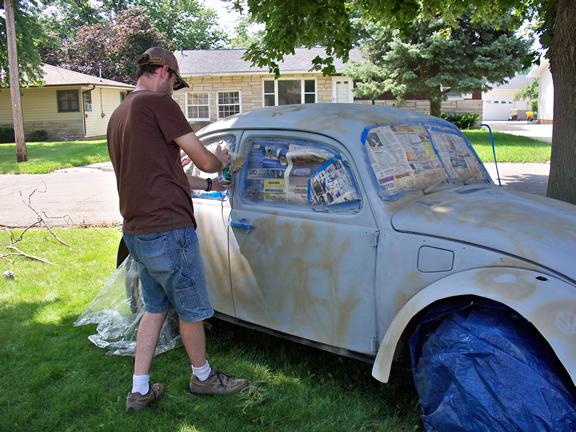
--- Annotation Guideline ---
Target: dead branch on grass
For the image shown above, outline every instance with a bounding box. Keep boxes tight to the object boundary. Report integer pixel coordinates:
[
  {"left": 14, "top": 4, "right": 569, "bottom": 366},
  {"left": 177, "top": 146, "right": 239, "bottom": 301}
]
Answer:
[{"left": 1, "top": 186, "right": 71, "bottom": 265}]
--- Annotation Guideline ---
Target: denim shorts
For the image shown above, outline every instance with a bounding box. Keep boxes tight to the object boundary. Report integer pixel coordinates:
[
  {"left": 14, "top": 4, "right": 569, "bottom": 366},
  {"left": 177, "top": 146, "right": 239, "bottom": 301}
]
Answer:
[{"left": 123, "top": 227, "right": 214, "bottom": 322}]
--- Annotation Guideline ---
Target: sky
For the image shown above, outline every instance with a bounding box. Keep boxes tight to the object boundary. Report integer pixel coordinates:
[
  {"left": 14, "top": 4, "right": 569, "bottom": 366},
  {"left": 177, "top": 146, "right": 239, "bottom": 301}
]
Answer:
[{"left": 205, "top": 0, "right": 242, "bottom": 33}]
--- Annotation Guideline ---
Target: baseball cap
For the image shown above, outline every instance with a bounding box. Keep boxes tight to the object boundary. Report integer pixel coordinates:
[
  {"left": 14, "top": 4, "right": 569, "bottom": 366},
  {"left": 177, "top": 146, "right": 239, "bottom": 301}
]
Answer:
[{"left": 137, "top": 47, "right": 189, "bottom": 91}]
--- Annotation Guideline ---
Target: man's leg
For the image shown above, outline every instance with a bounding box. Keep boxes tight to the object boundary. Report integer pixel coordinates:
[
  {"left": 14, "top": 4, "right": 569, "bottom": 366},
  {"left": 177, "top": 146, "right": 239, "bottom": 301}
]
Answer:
[
  {"left": 134, "top": 311, "right": 168, "bottom": 375},
  {"left": 179, "top": 319, "right": 207, "bottom": 368},
  {"left": 126, "top": 311, "right": 168, "bottom": 413}
]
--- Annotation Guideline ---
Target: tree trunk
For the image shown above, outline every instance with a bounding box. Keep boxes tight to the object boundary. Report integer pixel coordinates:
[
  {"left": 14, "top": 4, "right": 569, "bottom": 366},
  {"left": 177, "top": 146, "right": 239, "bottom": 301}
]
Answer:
[
  {"left": 4, "top": 0, "right": 26, "bottom": 162},
  {"left": 547, "top": 0, "right": 576, "bottom": 204},
  {"left": 429, "top": 99, "right": 442, "bottom": 118}
]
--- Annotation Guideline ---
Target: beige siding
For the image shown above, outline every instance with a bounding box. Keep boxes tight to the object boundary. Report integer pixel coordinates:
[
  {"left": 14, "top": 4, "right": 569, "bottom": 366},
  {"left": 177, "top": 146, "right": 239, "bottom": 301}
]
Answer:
[
  {"left": 85, "top": 87, "right": 127, "bottom": 138},
  {"left": 0, "top": 86, "right": 85, "bottom": 140},
  {"left": 0, "top": 85, "right": 130, "bottom": 140}
]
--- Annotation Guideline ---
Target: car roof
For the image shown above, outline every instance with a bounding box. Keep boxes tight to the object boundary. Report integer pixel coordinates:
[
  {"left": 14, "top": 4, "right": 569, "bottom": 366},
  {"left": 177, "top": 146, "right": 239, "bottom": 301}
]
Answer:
[{"left": 197, "top": 103, "right": 456, "bottom": 146}]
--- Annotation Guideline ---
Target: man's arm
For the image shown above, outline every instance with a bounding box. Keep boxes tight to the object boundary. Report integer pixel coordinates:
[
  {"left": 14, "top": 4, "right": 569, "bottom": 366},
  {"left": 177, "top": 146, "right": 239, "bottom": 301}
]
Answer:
[
  {"left": 188, "top": 176, "right": 232, "bottom": 192},
  {"left": 175, "top": 131, "right": 230, "bottom": 173}
]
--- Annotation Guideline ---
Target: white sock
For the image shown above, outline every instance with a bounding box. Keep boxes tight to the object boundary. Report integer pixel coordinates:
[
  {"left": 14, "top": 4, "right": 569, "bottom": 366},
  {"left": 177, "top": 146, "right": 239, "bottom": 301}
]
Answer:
[
  {"left": 192, "top": 361, "right": 211, "bottom": 382},
  {"left": 132, "top": 374, "right": 150, "bottom": 395}
]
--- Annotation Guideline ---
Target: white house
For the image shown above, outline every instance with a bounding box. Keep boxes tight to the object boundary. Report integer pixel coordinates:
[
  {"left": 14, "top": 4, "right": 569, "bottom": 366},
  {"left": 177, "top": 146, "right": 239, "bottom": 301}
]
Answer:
[
  {"left": 482, "top": 75, "right": 535, "bottom": 121},
  {"left": 528, "top": 58, "right": 553, "bottom": 123}
]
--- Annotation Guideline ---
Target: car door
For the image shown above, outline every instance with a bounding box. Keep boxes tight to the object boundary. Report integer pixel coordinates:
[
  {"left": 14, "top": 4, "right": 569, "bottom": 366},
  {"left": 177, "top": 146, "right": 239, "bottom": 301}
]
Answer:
[{"left": 228, "top": 130, "right": 380, "bottom": 355}]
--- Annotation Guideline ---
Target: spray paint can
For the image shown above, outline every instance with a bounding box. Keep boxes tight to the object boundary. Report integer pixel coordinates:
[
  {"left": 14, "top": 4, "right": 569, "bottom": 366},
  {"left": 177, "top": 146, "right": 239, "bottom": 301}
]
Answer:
[{"left": 218, "top": 164, "right": 232, "bottom": 186}]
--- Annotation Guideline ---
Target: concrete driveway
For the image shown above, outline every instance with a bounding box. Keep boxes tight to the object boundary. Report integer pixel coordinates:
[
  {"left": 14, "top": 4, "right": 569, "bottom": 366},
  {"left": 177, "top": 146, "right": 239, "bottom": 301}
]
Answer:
[{"left": 480, "top": 121, "right": 553, "bottom": 143}]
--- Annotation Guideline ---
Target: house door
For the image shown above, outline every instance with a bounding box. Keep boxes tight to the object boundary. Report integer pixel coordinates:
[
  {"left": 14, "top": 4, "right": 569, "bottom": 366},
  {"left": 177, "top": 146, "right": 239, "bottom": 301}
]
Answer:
[{"left": 332, "top": 77, "right": 352, "bottom": 103}]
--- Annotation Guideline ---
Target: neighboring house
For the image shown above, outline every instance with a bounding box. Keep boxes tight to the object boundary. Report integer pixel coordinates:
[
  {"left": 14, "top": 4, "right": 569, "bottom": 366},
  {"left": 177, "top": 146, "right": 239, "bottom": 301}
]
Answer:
[
  {"left": 0, "top": 64, "right": 134, "bottom": 140},
  {"left": 173, "top": 47, "right": 363, "bottom": 130},
  {"left": 174, "top": 47, "right": 483, "bottom": 130},
  {"left": 482, "top": 75, "right": 536, "bottom": 121},
  {"left": 528, "top": 58, "right": 553, "bottom": 124}
]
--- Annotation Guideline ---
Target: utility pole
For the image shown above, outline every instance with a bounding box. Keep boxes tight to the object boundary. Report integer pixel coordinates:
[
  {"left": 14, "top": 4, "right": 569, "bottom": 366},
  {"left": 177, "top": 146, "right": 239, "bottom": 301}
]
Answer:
[{"left": 4, "top": 0, "right": 27, "bottom": 162}]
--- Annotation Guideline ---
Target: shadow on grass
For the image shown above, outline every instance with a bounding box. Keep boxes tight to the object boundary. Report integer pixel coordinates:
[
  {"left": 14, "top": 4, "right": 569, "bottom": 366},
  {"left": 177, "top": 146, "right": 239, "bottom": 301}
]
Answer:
[{"left": 0, "top": 298, "right": 133, "bottom": 431}]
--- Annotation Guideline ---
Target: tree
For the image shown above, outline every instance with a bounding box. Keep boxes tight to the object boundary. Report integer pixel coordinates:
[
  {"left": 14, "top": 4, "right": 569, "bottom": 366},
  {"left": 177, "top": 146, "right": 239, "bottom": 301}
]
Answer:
[
  {"left": 58, "top": 8, "right": 170, "bottom": 84},
  {"left": 345, "top": 11, "right": 531, "bottom": 117},
  {"left": 232, "top": 0, "right": 576, "bottom": 205},
  {"left": 514, "top": 79, "right": 539, "bottom": 112},
  {"left": 134, "top": 0, "right": 229, "bottom": 49},
  {"left": 40, "top": 0, "right": 229, "bottom": 51},
  {"left": 514, "top": 79, "right": 539, "bottom": 102},
  {"left": 0, "top": 0, "right": 45, "bottom": 87},
  {"left": 229, "top": 15, "right": 265, "bottom": 49}
]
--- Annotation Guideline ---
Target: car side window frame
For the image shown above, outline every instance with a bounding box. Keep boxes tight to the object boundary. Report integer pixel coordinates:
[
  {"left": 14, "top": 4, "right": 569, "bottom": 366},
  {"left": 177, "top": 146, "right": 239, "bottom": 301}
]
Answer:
[
  {"left": 184, "top": 133, "right": 240, "bottom": 201},
  {"left": 236, "top": 132, "right": 363, "bottom": 214}
]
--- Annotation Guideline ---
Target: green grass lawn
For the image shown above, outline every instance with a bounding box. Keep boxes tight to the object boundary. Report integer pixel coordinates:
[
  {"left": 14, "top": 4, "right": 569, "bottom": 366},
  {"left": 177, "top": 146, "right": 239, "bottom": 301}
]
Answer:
[
  {"left": 463, "top": 129, "right": 551, "bottom": 163},
  {"left": 0, "top": 139, "right": 109, "bottom": 174},
  {"left": 0, "top": 228, "right": 423, "bottom": 431}
]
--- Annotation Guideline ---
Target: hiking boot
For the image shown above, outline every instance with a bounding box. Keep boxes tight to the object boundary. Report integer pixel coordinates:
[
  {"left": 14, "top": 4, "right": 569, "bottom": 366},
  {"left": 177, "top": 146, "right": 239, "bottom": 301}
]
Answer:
[
  {"left": 125, "top": 383, "right": 164, "bottom": 413},
  {"left": 189, "top": 367, "right": 249, "bottom": 395}
]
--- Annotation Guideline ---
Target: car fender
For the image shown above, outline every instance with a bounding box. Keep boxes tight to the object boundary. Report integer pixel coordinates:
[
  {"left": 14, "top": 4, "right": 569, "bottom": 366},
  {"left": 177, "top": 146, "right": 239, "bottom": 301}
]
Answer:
[{"left": 372, "top": 267, "right": 576, "bottom": 385}]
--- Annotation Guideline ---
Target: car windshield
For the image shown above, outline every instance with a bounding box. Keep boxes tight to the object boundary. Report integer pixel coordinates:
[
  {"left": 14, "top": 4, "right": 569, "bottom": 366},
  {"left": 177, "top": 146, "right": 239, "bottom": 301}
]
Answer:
[{"left": 361, "top": 123, "right": 490, "bottom": 202}]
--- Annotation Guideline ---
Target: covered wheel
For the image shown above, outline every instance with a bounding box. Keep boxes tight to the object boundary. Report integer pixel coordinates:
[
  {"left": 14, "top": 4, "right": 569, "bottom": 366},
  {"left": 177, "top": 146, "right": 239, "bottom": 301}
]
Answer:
[{"left": 410, "top": 301, "right": 576, "bottom": 431}]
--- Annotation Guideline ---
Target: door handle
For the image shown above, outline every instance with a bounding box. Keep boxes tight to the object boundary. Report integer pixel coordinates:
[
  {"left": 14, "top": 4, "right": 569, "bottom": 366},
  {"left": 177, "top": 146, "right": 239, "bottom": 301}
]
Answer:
[{"left": 229, "top": 218, "right": 257, "bottom": 233}]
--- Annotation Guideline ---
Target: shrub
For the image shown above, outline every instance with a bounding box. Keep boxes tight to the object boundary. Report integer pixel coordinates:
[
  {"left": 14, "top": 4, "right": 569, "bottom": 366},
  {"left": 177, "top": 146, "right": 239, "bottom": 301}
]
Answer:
[
  {"left": 440, "top": 112, "right": 481, "bottom": 130},
  {"left": 26, "top": 130, "right": 49, "bottom": 142},
  {"left": 0, "top": 127, "right": 15, "bottom": 143}
]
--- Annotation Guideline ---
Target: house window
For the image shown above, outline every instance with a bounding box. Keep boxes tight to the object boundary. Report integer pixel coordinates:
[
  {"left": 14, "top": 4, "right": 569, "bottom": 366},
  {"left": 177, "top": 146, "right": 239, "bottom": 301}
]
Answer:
[
  {"left": 57, "top": 90, "right": 80, "bottom": 112},
  {"left": 186, "top": 92, "right": 210, "bottom": 120},
  {"left": 83, "top": 91, "right": 92, "bottom": 111},
  {"left": 120, "top": 91, "right": 127, "bottom": 102},
  {"left": 217, "top": 91, "right": 241, "bottom": 119},
  {"left": 263, "top": 79, "right": 317, "bottom": 106}
]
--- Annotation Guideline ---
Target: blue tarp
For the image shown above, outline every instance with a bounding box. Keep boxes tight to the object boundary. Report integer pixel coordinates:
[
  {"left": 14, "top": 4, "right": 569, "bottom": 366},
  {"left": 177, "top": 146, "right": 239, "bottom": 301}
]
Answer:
[{"left": 410, "top": 302, "right": 576, "bottom": 431}]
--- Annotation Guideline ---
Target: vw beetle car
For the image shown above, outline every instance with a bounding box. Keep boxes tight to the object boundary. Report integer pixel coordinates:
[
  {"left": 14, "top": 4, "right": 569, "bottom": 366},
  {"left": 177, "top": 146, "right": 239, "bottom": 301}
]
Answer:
[{"left": 120, "top": 104, "right": 576, "bottom": 428}]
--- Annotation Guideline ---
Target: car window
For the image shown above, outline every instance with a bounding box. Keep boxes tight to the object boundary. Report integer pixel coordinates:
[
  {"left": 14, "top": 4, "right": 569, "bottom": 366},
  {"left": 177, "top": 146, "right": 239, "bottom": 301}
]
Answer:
[
  {"left": 362, "top": 124, "right": 490, "bottom": 202},
  {"left": 182, "top": 135, "right": 236, "bottom": 200},
  {"left": 239, "top": 136, "right": 361, "bottom": 212}
]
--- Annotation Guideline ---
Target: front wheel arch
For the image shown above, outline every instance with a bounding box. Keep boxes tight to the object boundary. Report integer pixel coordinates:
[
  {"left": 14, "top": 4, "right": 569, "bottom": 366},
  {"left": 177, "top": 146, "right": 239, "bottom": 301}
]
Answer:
[{"left": 372, "top": 267, "right": 576, "bottom": 388}]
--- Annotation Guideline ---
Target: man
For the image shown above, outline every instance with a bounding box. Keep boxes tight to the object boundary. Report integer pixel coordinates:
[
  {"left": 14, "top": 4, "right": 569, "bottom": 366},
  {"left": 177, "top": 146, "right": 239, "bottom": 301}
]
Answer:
[{"left": 107, "top": 47, "right": 248, "bottom": 414}]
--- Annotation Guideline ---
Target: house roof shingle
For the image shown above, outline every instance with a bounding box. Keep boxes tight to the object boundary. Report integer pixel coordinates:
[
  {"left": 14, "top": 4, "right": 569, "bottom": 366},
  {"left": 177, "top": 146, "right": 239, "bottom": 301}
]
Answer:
[
  {"left": 175, "top": 47, "right": 365, "bottom": 76},
  {"left": 39, "top": 64, "right": 134, "bottom": 89}
]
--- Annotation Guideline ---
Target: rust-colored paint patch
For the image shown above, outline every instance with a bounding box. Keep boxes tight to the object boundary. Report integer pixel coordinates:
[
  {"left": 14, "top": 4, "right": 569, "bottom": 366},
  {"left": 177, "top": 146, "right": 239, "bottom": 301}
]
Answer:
[
  {"left": 472, "top": 268, "right": 538, "bottom": 301},
  {"left": 230, "top": 156, "right": 245, "bottom": 174}
]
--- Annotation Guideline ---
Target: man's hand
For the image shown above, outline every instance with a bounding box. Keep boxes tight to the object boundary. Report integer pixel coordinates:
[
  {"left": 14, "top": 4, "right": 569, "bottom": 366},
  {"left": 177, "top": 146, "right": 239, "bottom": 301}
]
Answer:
[
  {"left": 214, "top": 145, "right": 232, "bottom": 167},
  {"left": 212, "top": 177, "right": 233, "bottom": 192}
]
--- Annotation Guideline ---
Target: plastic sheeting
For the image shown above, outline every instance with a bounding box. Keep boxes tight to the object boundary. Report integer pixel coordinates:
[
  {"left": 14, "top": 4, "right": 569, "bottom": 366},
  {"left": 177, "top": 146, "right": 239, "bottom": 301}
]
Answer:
[
  {"left": 74, "top": 256, "right": 182, "bottom": 356},
  {"left": 410, "top": 302, "right": 576, "bottom": 432}
]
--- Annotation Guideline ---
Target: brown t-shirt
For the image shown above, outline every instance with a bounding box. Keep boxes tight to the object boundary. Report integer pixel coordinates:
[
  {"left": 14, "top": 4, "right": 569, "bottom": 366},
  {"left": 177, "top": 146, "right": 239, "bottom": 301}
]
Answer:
[{"left": 107, "top": 90, "right": 196, "bottom": 235}]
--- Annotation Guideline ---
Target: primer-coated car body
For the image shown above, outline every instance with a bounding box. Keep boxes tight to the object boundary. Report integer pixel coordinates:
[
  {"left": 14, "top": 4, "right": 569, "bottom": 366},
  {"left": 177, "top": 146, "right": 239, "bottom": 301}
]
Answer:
[{"left": 190, "top": 104, "right": 576, "bottom": 386}]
